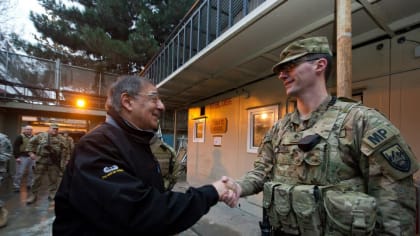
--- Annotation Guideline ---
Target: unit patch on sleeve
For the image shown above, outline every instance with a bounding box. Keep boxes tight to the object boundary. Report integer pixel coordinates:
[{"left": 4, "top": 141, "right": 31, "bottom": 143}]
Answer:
[
  {"left": 381, "top": 144, "right": 410, "bottom": 172},
  {"left": 363, "top": 125, "right": 396, "bottom": 149}
]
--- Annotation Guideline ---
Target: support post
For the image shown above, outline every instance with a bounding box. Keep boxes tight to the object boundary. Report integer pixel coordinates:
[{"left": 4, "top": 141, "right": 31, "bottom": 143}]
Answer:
[{"left": 336, "top": 0, "right": 352, "bottom": 98}]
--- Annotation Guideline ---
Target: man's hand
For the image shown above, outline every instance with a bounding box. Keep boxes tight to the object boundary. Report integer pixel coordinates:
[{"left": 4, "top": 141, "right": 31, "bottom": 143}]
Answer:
[
  {"left": 29, "top": 152, "right": 36, "bottom": 160},
  {"left": 221, "top": 176, "right": 241, "bottom": 208},
  {"left": 16, "top": 157, "right": 21, "bottom": 164},
  {"left": 211, "top": 176, "right": 241, "bottom": 208}
]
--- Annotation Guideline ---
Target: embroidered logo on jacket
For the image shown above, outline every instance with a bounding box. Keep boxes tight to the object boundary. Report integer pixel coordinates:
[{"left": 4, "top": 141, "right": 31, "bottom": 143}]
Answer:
[{"left": 101, "top": 165, "right": 123, "bottom": 179}]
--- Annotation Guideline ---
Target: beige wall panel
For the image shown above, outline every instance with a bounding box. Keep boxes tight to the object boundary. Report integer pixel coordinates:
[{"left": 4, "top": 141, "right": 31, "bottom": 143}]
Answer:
[
  {"left": 390, "top": 70, "right": 420, "bottom": 164},
  {"left": 390, "top": 28, "right": 420, "bottom": 73},
  {"left": 352, "top": 76, "right": 390, "bottom": 118},
  {"left": 352, "top": 39, "right": 390, "bottom": 82}
]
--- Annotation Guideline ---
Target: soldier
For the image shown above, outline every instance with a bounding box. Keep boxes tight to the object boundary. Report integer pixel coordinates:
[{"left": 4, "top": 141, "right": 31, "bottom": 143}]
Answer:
[
  {"left": 60, "top": 131, "right": 74, "bottom": 170},
  {"left": 12, "top": 125, "right": 34, "bottom": 192},
  {"left": 224, "top": 37, "right": 418, "bottom": 235},
  {"left": 150, "top": 131, "right": 178, "bottom": 191},
  {"left": 26, "top": 123, "right": 67, "bottom": 204},
  {"left": 0, "top": 132, "right": 12, "bottom": 228}
]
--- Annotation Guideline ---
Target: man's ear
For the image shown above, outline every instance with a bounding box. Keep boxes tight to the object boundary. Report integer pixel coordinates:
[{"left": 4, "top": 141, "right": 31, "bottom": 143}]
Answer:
[
  {"left": 121, "top": 93, "right": 133, "bottom": 111},
  {"left": 314, "top": 58, "right": 327, "bottom": 74}
]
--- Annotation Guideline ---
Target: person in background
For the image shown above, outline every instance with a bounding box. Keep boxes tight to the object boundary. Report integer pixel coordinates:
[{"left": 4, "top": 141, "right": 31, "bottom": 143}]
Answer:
[
  {"left": 150, "top": 123, "right": 179, "bottom": 191},
  {"left": 60, "top": 131, "right": 74, "bottom": 170},
  {"left": 12, "top": 125, "right": 34, "bottom": 192},
  {"left": 223, "top": 36, "right": 418, "bottom": 235},
  {"left": 0, "top": 132, "right": 12, "bottom": 228},
  {"left": 53, "top": 75, "right": 236, "bottom": 235},
  {"left": 26, "top": 123, "right": 67, "bottom": 204}
]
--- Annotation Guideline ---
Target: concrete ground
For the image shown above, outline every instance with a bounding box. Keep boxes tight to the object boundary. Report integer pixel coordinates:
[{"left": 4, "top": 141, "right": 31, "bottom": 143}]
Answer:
[{"left": 0, "top": 175, "right": 261, "bottom": 236}]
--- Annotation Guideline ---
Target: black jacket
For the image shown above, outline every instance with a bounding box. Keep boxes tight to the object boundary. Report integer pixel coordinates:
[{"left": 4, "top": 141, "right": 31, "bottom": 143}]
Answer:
[{"left": 53, "top": 111, "right": 219, "bottom": 235}]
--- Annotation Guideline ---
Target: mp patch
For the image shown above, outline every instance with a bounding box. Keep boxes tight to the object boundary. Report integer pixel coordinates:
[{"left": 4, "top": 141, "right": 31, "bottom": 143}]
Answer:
[{"left": 381, "top": 144, "right": 410, "bottom": 172}]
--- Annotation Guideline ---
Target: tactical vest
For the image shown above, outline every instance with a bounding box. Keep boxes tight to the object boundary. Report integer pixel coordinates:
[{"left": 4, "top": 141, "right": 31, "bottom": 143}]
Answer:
[
  {"left": 19, "top": 134, "right": 31, "bottom": 153},
  {"left": 150, "top": 138, "right": 178, "bottom": 190},
  {"left": 271, "top": 99, "right": 360, "bottom": 186},
  {"left": 36, "top": 132, "right": 64, "bottom": 157},
  {"left": 263, "top": 99, "right": 377, "bottom": 235}
]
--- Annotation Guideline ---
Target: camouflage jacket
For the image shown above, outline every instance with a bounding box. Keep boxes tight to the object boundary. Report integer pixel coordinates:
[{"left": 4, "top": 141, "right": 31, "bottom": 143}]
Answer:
[
  {"left": 0, "top": 133, "right": 12, "bottom": 162},
  {"left": 150, "top": 137, "right": 178, "bottom": 190},
  {"left": 0, "top": 133, "right": 12, "bottom": 182},
  {"left": 26, "top": 132, "right": 68, "bottom": 165},
  {"left": 237, "top": 96, "right": 418, "bottom": 235}
]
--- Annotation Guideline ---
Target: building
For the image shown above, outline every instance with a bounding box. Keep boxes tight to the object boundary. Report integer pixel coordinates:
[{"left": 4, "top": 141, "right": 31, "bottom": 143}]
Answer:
[{"left": 141, "top": 0, "right": 420, "bottom": 217}]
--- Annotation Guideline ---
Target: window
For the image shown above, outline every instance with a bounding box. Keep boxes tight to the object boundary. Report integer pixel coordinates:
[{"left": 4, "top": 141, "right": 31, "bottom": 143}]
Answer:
[
  {"left": 193, "top": 118, "right": 206, "bottom": 143},
  {"left": 247, "top": 105, "right": 279, "bottom": 153}
]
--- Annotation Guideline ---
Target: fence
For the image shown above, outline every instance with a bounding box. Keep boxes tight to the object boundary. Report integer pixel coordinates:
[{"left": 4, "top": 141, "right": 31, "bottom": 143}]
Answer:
[
  {"left": 141, "top": 0, "right": 266, "bottom": 84},
  {"left": 0, "top": 49, "right": 119, "bottom": 110}
]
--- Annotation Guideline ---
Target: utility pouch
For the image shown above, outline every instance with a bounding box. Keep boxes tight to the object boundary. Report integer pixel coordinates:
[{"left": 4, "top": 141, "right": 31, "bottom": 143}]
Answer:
[
  {"left": 324, "top": 190, "right": 376, "bottom": 236},
  {"left": 263, "top": 182, "right": 299, "bottom": 235},
  {"left": 292, "top": 185, "right": 323, "bottom": 236}
]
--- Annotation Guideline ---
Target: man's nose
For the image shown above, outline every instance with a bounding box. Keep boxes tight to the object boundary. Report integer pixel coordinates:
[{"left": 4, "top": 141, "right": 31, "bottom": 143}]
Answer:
[
  {"left": 278, "top": 71, "right": 288, "bottom": 80},
  {"left": 157, "top": 99, "right": 165, "bottom": 111}
]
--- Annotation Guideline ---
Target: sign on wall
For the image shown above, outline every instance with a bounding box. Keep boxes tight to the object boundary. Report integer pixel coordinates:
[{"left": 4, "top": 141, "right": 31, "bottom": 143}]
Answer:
[{"left": 210, "top": 118, "right": 227, "bottom": 134}]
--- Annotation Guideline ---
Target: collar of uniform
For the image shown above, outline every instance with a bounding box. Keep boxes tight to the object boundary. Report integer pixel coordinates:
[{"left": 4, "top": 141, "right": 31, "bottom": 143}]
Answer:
[{"left": 290, "top": 95, "right": 333, "bottom": 127}]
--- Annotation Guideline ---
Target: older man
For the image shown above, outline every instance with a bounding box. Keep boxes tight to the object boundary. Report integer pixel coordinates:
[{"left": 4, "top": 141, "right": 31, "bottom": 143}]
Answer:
[
  {"left": 12, "top": 125, "right": 34, "bottom": 192},
  {"left": 53, "top": 75, "right": 235, "bottom": 235}
]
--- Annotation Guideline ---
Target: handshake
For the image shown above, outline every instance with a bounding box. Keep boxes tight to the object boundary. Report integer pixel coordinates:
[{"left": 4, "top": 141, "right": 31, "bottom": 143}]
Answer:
[{"left": 212, "top": 176, "right": 242, "bottom": 208}]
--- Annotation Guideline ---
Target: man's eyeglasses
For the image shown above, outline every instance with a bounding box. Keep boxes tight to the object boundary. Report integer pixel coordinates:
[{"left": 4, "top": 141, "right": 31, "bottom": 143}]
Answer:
[{"left": 136, "top": 92, "right": 162, "bottom": 103}]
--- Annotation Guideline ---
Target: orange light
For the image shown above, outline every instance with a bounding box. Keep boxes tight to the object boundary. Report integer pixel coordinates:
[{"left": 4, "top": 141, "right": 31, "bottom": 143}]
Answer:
[{"left": 76, "top": 99, "right": 86, "bottom": 108}]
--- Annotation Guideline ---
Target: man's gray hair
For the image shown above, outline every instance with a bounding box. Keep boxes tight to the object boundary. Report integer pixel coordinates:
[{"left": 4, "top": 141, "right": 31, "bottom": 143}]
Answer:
[{"left": 106, "top": 75, "right": 151, "bottom": 113}]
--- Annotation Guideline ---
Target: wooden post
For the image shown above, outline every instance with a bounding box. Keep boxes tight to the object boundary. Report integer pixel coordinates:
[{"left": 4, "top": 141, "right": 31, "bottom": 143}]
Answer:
[{"left": 336, "top": 0, "right": 352, "bottom": 98}]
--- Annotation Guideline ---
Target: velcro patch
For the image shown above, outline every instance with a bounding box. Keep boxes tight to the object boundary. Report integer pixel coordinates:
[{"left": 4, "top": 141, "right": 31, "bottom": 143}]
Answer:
[
  {"left": 381, "top": 144, "right": 411, "bottom": 172},
  {"left": 363, "top": 125, "right": 396, "bottom": 149}
]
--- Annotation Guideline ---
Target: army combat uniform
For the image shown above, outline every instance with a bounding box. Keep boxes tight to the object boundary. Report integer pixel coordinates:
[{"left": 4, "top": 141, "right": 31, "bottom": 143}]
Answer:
[
  {"left": 0, "top": 133, "right": 12, "bottom": 227},
  {"left": 150, "top": 136, "right": 179, "bottom": 191},
  {"left": 26, "top": 131, "right": 67, "bottom": 202},
  {"left": 237, "top": 96, "right": 418, "bottom": 235}
]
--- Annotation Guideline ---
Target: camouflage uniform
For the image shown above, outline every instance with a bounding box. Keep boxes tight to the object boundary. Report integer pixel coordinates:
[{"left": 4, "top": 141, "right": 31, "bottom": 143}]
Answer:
[
  {"left": 0, "top": 133, "right": 12, "bottom": 227},
  {"left": 26, "top": 128, "right": 67, "bottom": 203},
  {"left": 237, "top": 37, "right": 418, "bottom": 235},
  {"left": 150, "top": 135, "right": 178, "bottom": 191},
  {"left": 60, "top": 133, "right": 74, "bottom": 170}
]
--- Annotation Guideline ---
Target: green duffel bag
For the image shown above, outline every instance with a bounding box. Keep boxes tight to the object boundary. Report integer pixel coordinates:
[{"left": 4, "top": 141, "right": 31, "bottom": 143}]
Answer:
[{"left": 324, "top": 190, "right": 377, "bottom": 236}]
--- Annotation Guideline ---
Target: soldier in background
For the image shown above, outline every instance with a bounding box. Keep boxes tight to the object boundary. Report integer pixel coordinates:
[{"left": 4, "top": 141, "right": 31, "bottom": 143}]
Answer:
[
  {"left": 223, "top": 37, "right": 418, "bottom": 235},
  {"left": 26, "top": 123, "right": 67, "bottom": 204},
  {"left": 12, "top": 125, "right": 34, "bottom": 192},
  {"left": 60, "top": 131, "right": 74, "bottom": 170},
  {"left": 150, "top": 126, "right": 178, "bottom": 191},
  {"left": 0, "top": 132, "right": 12, "bottom": 228}
]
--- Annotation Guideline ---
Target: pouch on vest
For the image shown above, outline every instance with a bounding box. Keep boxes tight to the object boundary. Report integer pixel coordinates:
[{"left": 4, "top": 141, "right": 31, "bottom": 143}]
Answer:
[
  {"left": 263, "top": 181, "right": 299, "bottom": 235},
  {"left": 324, "top": 190, "right": 376, "bottom": 236},
  {"left": 292, "top": 185, "right": 323, "bottom": 236}
]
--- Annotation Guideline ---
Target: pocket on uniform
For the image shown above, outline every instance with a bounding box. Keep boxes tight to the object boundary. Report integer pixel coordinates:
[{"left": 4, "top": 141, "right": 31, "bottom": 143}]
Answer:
[
  {"left": 303, "top": 143, "right": 327, "bottom": 183},
  {"left": 324, "top": 190, "right": 376, "bottom": 236}
]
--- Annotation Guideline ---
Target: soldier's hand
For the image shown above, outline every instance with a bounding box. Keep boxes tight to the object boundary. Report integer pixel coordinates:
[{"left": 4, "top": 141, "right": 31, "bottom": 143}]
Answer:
[
  {"left": 220, "top": 176, "right": 241, "bottom": 208},
  {"left": 16, "top": 158, "right": 21, "bottom": 164}
]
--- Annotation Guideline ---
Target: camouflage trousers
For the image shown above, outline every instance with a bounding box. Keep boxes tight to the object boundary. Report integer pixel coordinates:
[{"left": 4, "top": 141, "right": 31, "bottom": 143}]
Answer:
[{"left": 31, "top": 162, "right": 60, "bottom": 196}]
